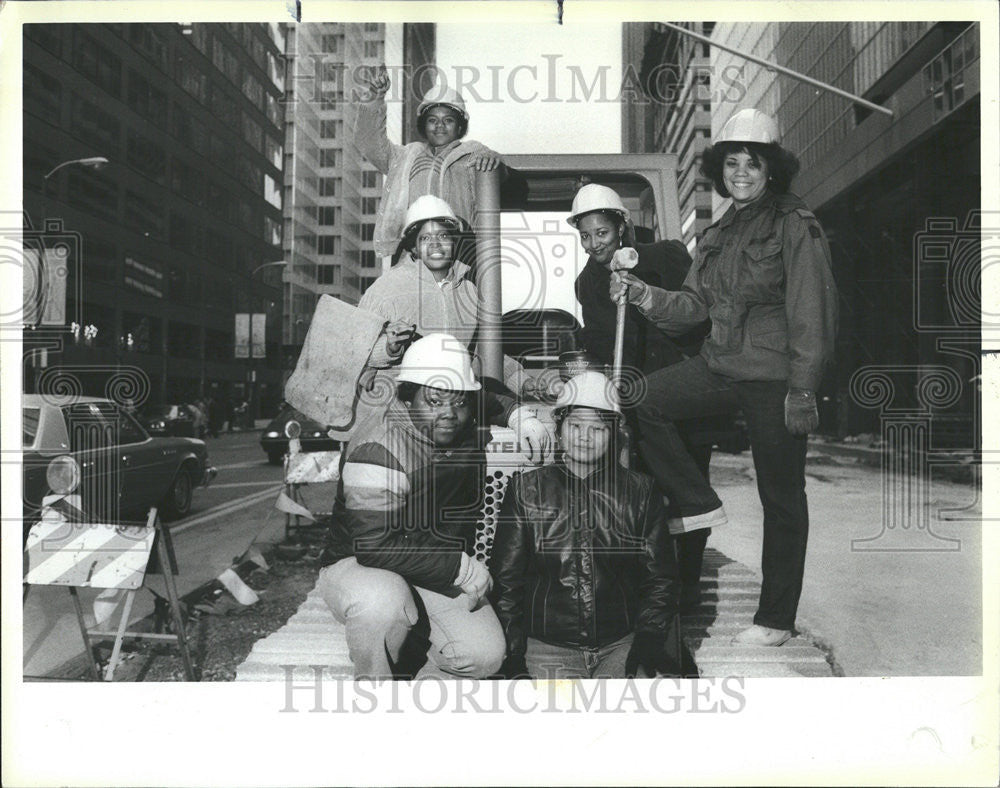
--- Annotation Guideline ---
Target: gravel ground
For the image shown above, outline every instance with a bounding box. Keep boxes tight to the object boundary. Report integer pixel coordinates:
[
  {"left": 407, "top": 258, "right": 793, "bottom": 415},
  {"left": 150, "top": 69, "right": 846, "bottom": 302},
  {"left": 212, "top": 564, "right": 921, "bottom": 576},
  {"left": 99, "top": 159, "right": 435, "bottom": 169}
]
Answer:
[{"left": 103, "top": 545, "right": 323, "bottom": 682}]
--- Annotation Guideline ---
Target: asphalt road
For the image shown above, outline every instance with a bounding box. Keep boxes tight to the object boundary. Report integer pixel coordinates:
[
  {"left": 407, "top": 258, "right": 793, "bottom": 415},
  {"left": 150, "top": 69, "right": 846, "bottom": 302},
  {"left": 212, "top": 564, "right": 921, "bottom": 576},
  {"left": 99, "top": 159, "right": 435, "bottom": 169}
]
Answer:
[{"left": 22, "top": 427, "right": 314, "bottom": 678}]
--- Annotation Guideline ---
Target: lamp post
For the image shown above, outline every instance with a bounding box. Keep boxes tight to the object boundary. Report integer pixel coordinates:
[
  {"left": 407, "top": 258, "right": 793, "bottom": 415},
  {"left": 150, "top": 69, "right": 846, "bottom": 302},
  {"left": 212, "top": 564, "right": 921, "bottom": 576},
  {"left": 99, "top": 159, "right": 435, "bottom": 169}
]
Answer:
[
  {"left": 28, "top": 157, "right": 111, "bottom": 394},
  {"left": 246, "top": 261, "right": 287, "bottom": 423}
]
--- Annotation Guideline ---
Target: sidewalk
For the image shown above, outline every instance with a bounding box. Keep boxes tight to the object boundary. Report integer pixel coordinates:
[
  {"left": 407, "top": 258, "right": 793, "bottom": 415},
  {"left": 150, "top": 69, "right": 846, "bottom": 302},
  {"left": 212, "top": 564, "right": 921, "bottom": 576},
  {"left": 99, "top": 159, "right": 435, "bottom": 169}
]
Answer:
[{"left": 706, "top": 441, "right": 982, "bottom": 676}]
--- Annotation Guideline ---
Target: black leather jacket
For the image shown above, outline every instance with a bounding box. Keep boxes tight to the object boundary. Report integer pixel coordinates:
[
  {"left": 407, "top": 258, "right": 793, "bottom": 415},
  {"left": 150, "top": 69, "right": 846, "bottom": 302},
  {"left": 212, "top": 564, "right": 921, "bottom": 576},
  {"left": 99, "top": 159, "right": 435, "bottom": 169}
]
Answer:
[{"left": 489, "top": 462, "right": 679, "bottom": 657}]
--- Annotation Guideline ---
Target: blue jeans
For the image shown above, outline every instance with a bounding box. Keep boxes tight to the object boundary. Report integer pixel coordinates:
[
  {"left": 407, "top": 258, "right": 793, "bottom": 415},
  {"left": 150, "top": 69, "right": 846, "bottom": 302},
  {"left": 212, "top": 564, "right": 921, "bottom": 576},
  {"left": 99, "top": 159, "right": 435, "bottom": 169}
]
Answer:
[
  {"left": 636, "top": 354, "right": 809, "bottom": 630},
  {"left": 525, "top": 633, "right": 634, "bottom": 679}
]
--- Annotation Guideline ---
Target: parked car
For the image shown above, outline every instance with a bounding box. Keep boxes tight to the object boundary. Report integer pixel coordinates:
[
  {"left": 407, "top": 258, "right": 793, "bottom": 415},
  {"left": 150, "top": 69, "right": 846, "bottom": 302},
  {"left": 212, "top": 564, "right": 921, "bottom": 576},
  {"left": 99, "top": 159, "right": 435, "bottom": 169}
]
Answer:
[
  {"left": 22, "top": 396, "right": 217, "bottom": 538},
  {"left": 139, "top": 404, "right": 197, "bottom": 437},
  {"left": 260, "top": 404, "right": 339, "bottom": 465}
]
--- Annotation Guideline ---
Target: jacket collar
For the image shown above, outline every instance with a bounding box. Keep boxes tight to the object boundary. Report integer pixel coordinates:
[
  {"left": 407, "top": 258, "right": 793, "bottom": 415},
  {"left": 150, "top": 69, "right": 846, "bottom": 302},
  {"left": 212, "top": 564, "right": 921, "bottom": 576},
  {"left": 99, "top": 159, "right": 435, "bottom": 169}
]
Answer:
[
  {"left": 718, "top": 188, "right": 777, "bottom": 230},
  {"left": 396, "top": 252, "right": 471, "bottom": 287}
]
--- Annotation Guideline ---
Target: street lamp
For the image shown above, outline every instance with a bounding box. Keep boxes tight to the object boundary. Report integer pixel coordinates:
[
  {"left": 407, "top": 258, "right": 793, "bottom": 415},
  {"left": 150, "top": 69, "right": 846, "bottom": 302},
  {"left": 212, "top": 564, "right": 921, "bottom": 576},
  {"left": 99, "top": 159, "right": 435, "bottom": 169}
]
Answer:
[
  {"left": 43, "top": 156, "right": 109, "bottom": 180},
  {"left": 245, "top": 261, "right": 287, "bottom": 423}
]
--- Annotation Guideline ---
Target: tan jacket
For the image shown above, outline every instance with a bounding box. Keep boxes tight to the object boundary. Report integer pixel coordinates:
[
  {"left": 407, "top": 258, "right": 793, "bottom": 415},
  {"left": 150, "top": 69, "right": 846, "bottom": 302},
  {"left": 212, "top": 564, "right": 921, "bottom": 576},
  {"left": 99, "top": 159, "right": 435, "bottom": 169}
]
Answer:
[{"left": 639, "top": 191, "right": 838, "bottom": 391}]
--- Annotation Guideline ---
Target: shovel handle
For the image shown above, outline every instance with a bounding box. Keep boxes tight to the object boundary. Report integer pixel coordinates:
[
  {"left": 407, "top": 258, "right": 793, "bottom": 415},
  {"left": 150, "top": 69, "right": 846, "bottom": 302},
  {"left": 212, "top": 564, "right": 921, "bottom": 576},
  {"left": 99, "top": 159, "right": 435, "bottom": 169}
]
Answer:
[{"left": 612, "top": 299, "right": 626, "bottom": 385}]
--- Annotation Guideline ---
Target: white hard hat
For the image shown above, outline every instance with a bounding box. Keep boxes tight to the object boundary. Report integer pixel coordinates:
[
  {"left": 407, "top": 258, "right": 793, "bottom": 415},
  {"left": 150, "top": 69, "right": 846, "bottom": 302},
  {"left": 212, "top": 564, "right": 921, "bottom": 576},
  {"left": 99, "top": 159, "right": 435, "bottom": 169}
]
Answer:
[
  {"left": 417, "top": 86, "right": 469, "bottom": 121},
  {"left": 566, "top": 184, "right": 630, "bottom": 227},
  {"left": 553, "top": 370, "right": 620, "bottom": 414},
  {"left": 401, "top": 195, "right": 462, "bottom": 239},
  {"left": 716, "top": 108, "right": 780, "bottom": 145},
  {"left": 397, "top": 333, "right": 481, "bottom": 392}
]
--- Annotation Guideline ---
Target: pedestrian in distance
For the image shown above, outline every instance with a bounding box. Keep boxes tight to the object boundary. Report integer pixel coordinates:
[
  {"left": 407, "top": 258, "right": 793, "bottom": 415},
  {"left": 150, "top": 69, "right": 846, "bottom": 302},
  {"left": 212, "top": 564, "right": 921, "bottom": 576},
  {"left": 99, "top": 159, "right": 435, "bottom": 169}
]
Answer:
[
  {"left": 567, "top": 182, "right": 716, "bottom": 614},
  {"left": 490, "top": 371, "right": 696, "bottom": 679},
  {"left": 354, "top": 64, "right": 505, "bottom": 260},
  {"left": 611, "top": 108, "right": 839, "bottom": 646},
  {"left": 318, "top": 333, "right": 505, "bottom": 680}
]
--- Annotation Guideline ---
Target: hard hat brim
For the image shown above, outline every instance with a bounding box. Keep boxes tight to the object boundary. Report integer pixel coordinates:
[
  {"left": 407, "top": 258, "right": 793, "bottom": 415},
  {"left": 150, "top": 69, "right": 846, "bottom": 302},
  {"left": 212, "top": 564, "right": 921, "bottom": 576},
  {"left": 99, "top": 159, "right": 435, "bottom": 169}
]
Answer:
[{"left": 566, "top": 208, "right": 630, "bottom": 228}]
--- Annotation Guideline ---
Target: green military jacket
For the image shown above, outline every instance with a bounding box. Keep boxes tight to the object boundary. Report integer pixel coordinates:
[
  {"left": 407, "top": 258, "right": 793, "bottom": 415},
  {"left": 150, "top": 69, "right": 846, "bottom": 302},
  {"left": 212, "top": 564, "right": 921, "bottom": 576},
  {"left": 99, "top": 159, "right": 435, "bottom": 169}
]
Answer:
[{"left": 639, "top": 191, "right": 838, "bottom": 391}]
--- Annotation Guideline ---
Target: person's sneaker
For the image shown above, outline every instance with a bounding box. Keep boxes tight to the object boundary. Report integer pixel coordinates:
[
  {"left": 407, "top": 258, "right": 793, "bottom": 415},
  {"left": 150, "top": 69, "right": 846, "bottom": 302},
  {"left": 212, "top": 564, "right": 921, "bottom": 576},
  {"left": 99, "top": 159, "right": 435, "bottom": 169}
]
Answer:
[{"left": 732, "top": 624, "right": 792, "bottom": 647}]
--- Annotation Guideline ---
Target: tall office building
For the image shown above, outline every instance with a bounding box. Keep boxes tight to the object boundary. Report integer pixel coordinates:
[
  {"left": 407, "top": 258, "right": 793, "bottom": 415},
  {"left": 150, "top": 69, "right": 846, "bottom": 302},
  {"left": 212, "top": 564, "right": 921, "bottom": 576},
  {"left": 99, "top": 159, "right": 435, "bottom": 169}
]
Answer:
[
  {"left": 280, "top": 22, "right": 435, "bottom": 367},
  {"left": 22, "top": 23, "right": 287, "bottom": 414},
  {"left": 622, "top": 22, "right": 716, "bottom": 255},
  {"left": 709, "top": 22, "right": 980, "bottom": 441}
]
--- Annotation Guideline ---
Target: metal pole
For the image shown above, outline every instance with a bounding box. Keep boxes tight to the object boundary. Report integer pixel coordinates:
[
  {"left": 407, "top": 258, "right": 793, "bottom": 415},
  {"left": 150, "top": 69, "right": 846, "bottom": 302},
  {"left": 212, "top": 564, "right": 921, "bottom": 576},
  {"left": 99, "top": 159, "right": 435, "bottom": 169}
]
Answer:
[
  {"left": 658, "top": 22, "right": 894, "bottom": 118},
  {"left": 474, "top": 169, "right": 503, "bottom": 383}
]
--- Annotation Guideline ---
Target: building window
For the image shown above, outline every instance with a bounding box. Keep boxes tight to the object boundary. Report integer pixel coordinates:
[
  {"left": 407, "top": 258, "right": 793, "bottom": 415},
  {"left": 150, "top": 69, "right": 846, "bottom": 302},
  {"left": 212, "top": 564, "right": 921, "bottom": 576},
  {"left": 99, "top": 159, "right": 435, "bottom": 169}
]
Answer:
[
  {"left": 25, "top": 24, "right": 63, "bottom": 58},
  {"left": 318, "top": 206, "right": 342, "bottom": 226},
  {"left": 361, "top": 170, "right": 379, "bottom": 188},
  {"left": 126, "top": 70, "right": 167, "bottom": 126},
  {"left": 67, "top": 169, "right": 119, "bottom": 223},
  {"left": 361, "top": 223, "right": 375, "bottom": 241},
  {"left": 320, "top": 148, "right": 341, "bottom": 168},
  {"left": 73, "top": 29, "right": 122, "bottom": 98},
  {"left": 317, "top": 264, "right": 340, "bottom": 285},
  {"left": 321, "top": 34, "right": 341, "bottom": 53},
  {"left": 318, "top": 235, "right": 341, "bottom": 255},
  {"left": 361, "top": 250, "right": 377, "bottom": 268},
  {"left": 361, "top": 197, "right": 378, "bottom": 214},
  {"left": 265, "top": 215, "right": 282, "bottom": 246},
  {"left": 319, "top": 177, "right": 341, "bottom": 197},
  {"left": 320, "top": 119, "right": 339, "bottom": 138},
  {"left": 24, "top": 64, "right": 63, "bottom": 126},
  {"left": 127, "top": 131, "right": 167, "bottom": 184},
  {"left": 363, "top": 41, "right": 383, "bottom": 59}
]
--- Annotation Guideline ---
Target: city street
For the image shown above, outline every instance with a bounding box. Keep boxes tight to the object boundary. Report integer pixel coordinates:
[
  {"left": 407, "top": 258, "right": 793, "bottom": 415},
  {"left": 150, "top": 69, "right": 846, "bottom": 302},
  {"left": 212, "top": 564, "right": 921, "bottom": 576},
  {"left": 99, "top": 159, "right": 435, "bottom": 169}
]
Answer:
[{"left": 22, "top": 426, "right": 316, "bottom": 678}]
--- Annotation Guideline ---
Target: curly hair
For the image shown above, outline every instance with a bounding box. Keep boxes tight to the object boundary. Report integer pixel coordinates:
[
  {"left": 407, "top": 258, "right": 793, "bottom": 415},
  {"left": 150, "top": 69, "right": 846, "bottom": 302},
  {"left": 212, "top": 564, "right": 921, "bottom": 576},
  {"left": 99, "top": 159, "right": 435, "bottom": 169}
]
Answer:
[
  {"left": 416, "top": 104, "right": 469, "bottom": 141},
  {"left": 700, "top": 141, "right": 800, "bottom": 198}
]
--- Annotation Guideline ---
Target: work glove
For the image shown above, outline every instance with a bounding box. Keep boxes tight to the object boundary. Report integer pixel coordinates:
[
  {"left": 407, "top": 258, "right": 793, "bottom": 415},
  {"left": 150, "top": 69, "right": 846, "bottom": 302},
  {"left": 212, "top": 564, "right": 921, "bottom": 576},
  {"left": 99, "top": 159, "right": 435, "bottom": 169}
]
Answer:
[
  {"left": 610, "top": 270, "right": 650, "bottom": 307},
  {"left": 625, "top": 632, "right": 683, "bottom": 679},
  {"left": 508, "top": 405, "right": 553, "bottom": 464},
  {"left": 384, "top": 320, "right": 416, "bottom": 357},
  {"left": 496, "top": 654, "right": 531, "bottom": 680},
  {"left": 454, "top": 552, "right": 492, "bottom": 610},
  {"left": 784, "top": 388, "right": 819, "bottom": 436}
]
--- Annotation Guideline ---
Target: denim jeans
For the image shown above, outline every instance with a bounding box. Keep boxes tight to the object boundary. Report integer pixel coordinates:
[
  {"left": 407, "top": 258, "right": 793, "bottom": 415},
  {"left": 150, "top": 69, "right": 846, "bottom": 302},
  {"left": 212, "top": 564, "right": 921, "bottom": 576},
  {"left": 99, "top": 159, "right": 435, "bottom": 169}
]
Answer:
[
  {"left": 636, "top": 354, "right": 809, "bottom": 630},
  {"left": 318, "top": 558, "right": 505, "bottom": 679},
  {"left": 525, "top": 633, "right": 634, "bottom": 680}
]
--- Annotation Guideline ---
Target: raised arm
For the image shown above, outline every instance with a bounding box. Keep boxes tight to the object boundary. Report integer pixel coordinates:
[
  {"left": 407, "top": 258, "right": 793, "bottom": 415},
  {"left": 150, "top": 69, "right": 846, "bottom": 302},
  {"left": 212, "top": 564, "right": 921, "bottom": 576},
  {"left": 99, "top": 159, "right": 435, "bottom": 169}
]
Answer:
[{"left": 354, "top": 64, "right": 396, "bottom": 175}]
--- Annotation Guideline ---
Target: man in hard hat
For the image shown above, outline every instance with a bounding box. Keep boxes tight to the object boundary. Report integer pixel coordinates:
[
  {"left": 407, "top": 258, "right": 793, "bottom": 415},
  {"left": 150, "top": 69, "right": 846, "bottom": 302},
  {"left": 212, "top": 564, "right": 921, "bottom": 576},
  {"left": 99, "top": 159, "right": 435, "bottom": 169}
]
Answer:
[
  {"left": 318, "top": 333, "right": 505, "bottom": 679},
  {"left": 491, "top": 370, "right": 695, "bottom": 679},
  {"left": 566, "top": 182, "right": 714, "bottom": 613},
  {"left": 355, "top": 65, "right": 505, "bottom": 259}
]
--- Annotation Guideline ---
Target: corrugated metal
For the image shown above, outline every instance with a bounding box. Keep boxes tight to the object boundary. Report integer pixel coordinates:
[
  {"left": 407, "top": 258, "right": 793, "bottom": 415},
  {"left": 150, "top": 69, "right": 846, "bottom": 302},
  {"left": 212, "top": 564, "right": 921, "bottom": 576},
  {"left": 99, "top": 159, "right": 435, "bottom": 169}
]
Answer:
[{"left": 235, "top": 548, "right": 835, "bottom": 681}]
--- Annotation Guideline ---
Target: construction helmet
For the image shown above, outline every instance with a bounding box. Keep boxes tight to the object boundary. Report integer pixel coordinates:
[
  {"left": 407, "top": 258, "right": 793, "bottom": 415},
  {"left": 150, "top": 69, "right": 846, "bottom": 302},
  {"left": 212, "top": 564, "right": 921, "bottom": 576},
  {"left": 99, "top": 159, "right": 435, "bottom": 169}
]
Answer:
[
  {"left": 417, "top": 86, "right": 469, "bottom": 121},
  {"left": 553, "top": 370, "right": 620, "bottom": 415},
  {"left": 397, "top": 332, "right": 481, "bottom": 392},
  {"left": 401, "top": 195, "right": 462, "bottom": 239},
  {"left": 716, "top": 108, "right": 781, "bottom": 145},
  {"left": 566, "top": 183, "right": 630, "bottom": 227}
]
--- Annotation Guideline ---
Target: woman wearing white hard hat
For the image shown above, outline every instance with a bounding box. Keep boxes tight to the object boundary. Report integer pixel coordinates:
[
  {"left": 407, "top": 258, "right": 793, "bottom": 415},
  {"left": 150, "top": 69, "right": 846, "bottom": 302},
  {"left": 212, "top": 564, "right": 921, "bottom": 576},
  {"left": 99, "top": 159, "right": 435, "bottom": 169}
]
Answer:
[
  {"left": 320, "top": 333, "right": 505, "bottom": 679},
  {"left": 355, "top": 65, "right": 505, "bottom": 259},
  {"left": 490, "top": 370, "right": 696, "bottom": 679},
  {"left": 567, "top": 182, "right": 715, "bottom": 614},
  {"left": 612, "top": 108, "right": 839, "bottom": 647},
  {"left": 355, "top": 193, "right": 551, "bottom": 463}
]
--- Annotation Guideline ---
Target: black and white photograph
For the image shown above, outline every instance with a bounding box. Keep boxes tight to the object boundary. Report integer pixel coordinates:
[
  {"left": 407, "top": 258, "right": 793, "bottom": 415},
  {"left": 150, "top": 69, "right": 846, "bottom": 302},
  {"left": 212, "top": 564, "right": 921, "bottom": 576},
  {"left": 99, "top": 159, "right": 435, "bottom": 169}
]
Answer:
[{"left": 3, "top": 1, "right": 997, "bottom": 785}]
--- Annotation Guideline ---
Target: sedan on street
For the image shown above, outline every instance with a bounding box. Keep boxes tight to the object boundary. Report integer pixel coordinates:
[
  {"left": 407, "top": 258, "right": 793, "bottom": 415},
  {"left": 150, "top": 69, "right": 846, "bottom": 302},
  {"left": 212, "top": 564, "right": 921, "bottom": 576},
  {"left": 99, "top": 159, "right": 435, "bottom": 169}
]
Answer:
[
  {"left": 260, "top": 404, "right": 339, "bottom": 465},
  {"left": 22, "top": 396, "right": 217, "bottom": 537}
]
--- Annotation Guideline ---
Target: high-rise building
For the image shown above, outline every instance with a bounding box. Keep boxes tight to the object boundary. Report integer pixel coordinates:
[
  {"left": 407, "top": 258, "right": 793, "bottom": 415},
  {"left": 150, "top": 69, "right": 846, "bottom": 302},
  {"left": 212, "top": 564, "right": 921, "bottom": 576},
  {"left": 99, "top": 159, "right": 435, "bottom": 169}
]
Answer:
[
  {"left": 22, "top": 23, "right": 287, "bottom": 415},
  {"left": 622, "top": 22, "right": 716, "bottom": 255},
  {"left": 280, "top": 22, "right": 435, "bottom": 368},
  {"left": 709, "top": 22, "right": 980, "bottom": 441}
]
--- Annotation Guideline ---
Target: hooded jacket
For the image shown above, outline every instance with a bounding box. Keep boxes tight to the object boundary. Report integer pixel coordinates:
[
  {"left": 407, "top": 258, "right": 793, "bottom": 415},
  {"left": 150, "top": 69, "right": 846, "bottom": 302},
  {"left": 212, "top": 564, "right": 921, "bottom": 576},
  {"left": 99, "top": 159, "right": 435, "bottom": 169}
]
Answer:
[{"left": 355, "top": 95, "right": 497, "bottom": 257}]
